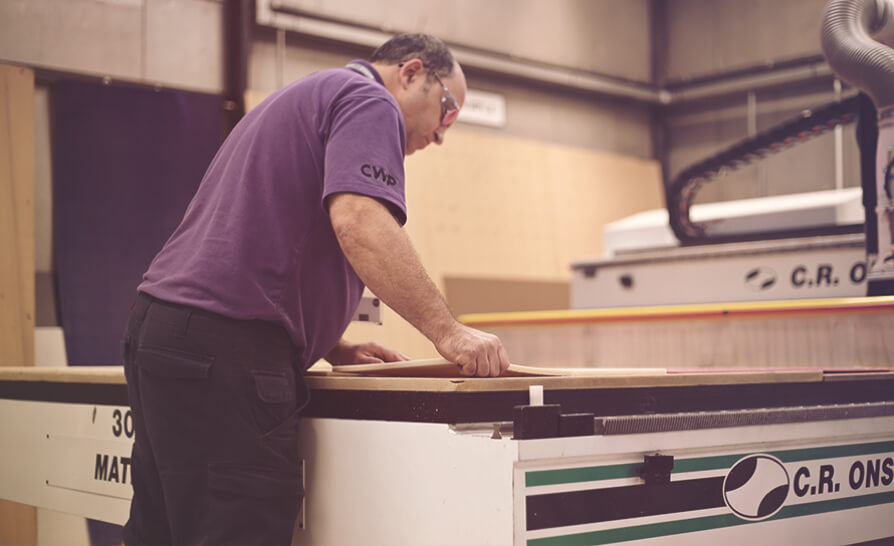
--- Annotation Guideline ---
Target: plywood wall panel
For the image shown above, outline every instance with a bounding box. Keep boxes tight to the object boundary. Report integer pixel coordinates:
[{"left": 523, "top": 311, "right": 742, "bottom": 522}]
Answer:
[
  {"left": 0, "top": 64, "right": 35, "bottom": 368},
  {"left": 0, "top": 499, "right": 37, "bottom": 546},
  {"left": 0, "top": 63, "right": 37, "bottom": 546}
]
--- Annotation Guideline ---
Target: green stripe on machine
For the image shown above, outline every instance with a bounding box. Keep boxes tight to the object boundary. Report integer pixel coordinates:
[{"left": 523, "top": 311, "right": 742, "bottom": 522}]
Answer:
[
  {"left": 675, "top": 440, "right": 894, "bottom": 473},
  {"left": 526, "top": 463, "right": 640, "bottom": 487},
  {"left": 526, "top": 490, "right": 894, "bottom": 546},
  {"left": 774, "top": 440, "right": 894, "bottom": 464},
  {"left": 525, "top": 440, "right": 894, "bottom": 487}
]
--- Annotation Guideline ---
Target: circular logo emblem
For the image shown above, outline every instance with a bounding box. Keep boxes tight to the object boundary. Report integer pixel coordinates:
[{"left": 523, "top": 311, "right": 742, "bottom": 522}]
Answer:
[
  {"left": 723, "top": 454, "right": 789, "bottom": 521},
  {"left": 744, "top": 267, "right": 777, "bottom": 291}
]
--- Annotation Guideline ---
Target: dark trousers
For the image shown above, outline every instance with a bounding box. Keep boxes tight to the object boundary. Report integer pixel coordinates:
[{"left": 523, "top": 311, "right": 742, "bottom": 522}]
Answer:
[{"left": 122, "top": 292, "right": 307, "bottom": 545}]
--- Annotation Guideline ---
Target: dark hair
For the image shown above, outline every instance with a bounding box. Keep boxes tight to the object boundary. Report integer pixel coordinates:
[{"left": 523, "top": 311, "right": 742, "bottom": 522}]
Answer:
[{"left": 370, "top": 33, "right": 455, "bottom": 77}]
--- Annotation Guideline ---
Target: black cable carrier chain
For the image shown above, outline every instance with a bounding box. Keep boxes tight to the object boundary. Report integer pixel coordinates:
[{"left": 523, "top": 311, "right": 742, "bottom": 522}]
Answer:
[{"left": 667, "top": 95, "right": 861, "bottom": 245}]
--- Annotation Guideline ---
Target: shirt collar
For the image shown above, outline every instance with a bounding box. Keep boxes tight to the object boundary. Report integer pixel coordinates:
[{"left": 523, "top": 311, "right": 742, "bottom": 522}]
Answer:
[{"left": 344, "top": 60, "right": 385, "bottom": 86}]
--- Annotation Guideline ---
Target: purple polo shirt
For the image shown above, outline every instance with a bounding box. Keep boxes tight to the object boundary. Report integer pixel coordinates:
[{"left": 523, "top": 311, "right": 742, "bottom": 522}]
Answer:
[{"left": 139, "top": 60, "right": 406, "bottom": 367}]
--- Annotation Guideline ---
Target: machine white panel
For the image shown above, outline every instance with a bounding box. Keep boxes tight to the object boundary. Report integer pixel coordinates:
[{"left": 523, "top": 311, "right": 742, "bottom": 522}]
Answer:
[
  {"left": 572, "top": 235, "right": 867, "bottom": 308},
  {"left": 514, "top": 418, "right": 894, "bottom": 545},
  {"left": 0, "top": 400, "right": 132, "bottom": 524}
]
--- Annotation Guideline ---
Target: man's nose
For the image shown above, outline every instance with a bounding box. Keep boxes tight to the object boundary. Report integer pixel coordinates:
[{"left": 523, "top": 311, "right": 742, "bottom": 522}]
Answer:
[{"left": 434, "top": 127, "right": 447, "bottom": 145}]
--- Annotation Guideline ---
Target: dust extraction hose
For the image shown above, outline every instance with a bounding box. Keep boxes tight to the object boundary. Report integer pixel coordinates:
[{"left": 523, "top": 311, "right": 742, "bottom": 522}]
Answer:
[{"left": 821, "top": 0, "right": 894, "bottom": 285}]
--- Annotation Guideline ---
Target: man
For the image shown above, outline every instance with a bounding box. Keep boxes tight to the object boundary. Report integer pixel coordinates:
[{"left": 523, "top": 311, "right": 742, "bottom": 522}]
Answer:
[{"left": 122, "top": 33, "right": 510, "bottom": 545}]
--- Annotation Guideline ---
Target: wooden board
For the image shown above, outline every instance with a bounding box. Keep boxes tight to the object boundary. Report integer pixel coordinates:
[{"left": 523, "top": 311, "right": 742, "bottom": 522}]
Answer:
[
  {"left": 0, "top": 366, "right": 127, "bottom": 384},
  {"left": 0, "top": 365, "right": 832, "bottom": 394},
  {"left": 328, "top": 358, "right": 666, "bottom": 378},
  {"left": 307, "top": 369, "right": 826, "bottom": 393}
]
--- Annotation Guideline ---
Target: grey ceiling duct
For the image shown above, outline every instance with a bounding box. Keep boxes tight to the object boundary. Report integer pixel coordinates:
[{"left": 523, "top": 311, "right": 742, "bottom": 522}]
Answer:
[{"left": 821, "top": 0, "right": 894, "bottom": 108}]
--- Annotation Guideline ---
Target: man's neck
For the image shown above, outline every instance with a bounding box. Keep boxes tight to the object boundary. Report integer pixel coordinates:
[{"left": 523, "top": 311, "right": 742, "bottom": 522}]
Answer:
[{"left": 371, "top": 62, "right": 399, "bottom": 95}]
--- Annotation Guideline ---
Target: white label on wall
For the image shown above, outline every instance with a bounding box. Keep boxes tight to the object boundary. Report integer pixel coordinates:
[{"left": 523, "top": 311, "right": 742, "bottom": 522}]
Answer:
[
  {"left": 96, "top": 0, "right": 142, "bottom": 6},
  {"left": 457, "top": 89, "right": 506, "bottom": 128}
]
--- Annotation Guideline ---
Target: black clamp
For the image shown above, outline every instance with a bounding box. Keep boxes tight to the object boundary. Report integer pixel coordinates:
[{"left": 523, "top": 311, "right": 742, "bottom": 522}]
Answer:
[
  {"left": 638, "top": 454, "right": 674, "bottom": 485},
  {"left": 512, "top": 404, "right": 595, "bottom": 440}
]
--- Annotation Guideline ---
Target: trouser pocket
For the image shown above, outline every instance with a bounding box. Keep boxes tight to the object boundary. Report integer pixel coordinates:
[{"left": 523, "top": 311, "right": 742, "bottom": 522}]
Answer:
[
  {"left": 135, "top": 344, "right": 215, "bottom": 471},
  {"left": 249, "top": 369, "right": 296, "bottom": 437},
  {"left": 200, "top": 462, "right": 303, "bottom": 545}
]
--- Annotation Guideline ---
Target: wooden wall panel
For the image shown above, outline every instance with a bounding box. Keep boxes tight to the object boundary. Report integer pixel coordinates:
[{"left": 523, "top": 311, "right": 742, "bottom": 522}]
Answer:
[
  {"left": 0, "top": 63, "right": 37, "bottom": 545},
  {"left": 443, "top": 276, "right": 570, "bottom": 317},
  {"left": 0, "top": 499, "right": 37, "bottom": 546},
  {"left": 343, "top": 127, "right": 663, "bottom": 360},
  {"left": 0, "top": 63, "right": 35, "bottom": 367}
]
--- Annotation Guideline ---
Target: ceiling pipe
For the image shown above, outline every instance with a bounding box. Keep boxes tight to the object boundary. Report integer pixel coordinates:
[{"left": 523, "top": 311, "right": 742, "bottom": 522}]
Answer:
[
  {"left": 666, "top": 62, "right": 835, "bottom": 104},
  {"left": 223, "top": 0, "right": 252, "bottom": 135}
]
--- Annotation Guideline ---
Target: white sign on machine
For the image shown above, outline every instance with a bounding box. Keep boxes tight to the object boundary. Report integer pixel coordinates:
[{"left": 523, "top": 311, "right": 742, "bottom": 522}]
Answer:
[
  {"left": 46, "top": 406, "right": 134, "bottom": 499},
  {"left": 572, "top": 189, "right": 870, "bottom": 307},
  {"left": 572, "top": 236, "right": 869, "bottom": 308}
]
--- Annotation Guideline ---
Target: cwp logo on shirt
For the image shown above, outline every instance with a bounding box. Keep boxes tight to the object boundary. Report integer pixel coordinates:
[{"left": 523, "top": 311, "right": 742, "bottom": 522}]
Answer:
[
  {"left": 723, "top": 454, "right": 790, "bottom": 521},
  {"left": 361, "top": 164, "right": 397, "bottom": 186}
]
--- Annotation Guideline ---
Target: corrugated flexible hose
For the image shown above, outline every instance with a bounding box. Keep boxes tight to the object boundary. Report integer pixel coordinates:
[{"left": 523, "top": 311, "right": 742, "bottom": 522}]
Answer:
[
  {"left": 821, "top": 0, "right": 894, "bottom": 109},
  {"left": 822, "top": 0, "right": 894, "bottom": 281}
]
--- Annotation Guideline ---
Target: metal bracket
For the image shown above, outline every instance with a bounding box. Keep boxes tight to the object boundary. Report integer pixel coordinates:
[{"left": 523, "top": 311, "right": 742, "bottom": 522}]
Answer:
[
  {"left": 351, "top": 296, "right": 382, "bottom": 324},
  {"left": 296, "top": 459, "right": 306, "bottom": 531}
]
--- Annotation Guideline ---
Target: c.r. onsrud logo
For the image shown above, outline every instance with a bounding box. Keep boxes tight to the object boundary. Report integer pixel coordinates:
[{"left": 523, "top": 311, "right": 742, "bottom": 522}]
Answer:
[
  {"left": 744, "top": 267, "right": 777, "bottom": 291},
  {"left": 723, "top": 454, "right": 790, "bottom": 521}
]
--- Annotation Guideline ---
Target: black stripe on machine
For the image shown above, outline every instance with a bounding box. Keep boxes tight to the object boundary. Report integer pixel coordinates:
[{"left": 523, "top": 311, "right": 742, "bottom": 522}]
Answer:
[
  {"left": 526, "top": 477, "right": 725, "bottom": 531},
  {"left": 0, "top": 380, "right": 128, "bottom": 406}
]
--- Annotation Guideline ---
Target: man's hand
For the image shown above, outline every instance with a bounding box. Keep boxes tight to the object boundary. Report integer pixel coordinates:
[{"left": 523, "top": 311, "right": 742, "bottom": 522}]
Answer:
[
  {"left": 325, "top": 339, "right": 410, "bottom": 366},
  {"left": 435, "top": 323, "right": 510, "bottom": 377}
]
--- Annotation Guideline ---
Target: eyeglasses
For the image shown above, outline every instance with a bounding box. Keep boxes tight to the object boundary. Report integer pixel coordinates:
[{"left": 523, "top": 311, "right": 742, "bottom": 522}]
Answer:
[
  {"left": 428, "top": 70, "right": 460, "bottom": 127},
  {"left": 397, "top": 62, "right": 461, "bottom": 126}
]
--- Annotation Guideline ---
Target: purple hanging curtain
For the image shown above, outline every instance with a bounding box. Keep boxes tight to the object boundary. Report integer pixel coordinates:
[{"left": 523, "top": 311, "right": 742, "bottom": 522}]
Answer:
[{"left": 52, "top": 79, "right": 222, "bottom": 366}]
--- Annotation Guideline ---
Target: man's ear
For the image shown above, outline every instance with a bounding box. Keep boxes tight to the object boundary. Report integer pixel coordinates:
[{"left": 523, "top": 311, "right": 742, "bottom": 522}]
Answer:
[{"left": 399, "top": 58, "right": 425, "bottom": 89}]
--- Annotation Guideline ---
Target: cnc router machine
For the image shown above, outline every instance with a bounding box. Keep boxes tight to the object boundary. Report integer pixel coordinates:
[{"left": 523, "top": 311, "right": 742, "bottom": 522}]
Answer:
[{"left": 1, "top": 365, "right": 893, "bottom": 545}]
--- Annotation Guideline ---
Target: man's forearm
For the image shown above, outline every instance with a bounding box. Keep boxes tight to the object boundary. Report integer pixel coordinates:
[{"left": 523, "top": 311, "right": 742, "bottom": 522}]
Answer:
[{"left": 328, "top": 193, "right": 458, "bottom": 345}]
